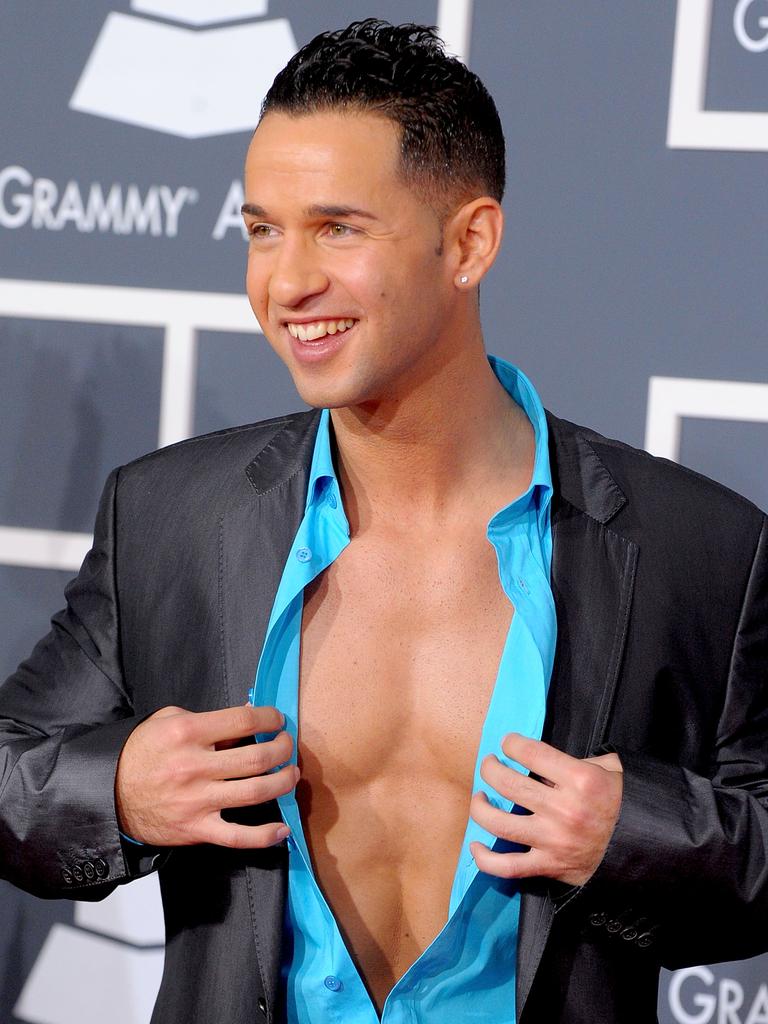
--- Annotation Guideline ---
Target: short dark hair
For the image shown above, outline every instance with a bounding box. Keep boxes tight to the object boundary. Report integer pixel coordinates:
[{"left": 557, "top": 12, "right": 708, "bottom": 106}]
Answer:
[{"left": 260, "top": 19, "right": 505, "bottom": 210}]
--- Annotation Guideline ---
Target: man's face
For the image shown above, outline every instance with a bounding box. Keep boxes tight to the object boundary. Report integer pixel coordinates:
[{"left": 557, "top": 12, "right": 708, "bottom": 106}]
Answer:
[{"left": 243, "top": 110, "right": 458, "bottom": 410}]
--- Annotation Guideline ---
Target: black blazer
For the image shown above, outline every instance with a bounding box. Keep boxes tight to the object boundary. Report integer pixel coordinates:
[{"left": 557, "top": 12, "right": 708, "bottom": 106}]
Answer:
[{"left": 1, "top": 410, "right": 766, "bottom": 1024}]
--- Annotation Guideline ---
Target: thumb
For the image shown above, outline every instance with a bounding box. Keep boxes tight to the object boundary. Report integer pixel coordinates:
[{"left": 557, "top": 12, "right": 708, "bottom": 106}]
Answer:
[
  {"left": 151, "top": 705, "right": 188, "bottom": 720},
  {"left": 585, "top": 752, "right": 623, "bottom": 773}
]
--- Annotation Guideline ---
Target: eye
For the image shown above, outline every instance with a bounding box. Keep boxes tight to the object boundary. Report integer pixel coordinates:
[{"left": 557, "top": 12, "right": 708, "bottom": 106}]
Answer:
[
  {"left": 248, "top": 223, "right": 276, "bottom": 239},
  {"left": 327, "top": 223, "right": 355, "bottom": 237}
]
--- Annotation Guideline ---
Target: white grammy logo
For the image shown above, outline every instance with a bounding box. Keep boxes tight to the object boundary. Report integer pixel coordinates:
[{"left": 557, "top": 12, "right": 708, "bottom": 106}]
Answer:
[
  {"left": 14, "top": 874, "right": 165, "bottom": 1024},
  {"left": 69, "top": 0, "right": 297, "bottom": 138}
]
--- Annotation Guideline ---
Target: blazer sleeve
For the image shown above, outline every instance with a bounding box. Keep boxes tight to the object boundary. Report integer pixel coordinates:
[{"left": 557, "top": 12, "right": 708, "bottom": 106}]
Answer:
[
  {"left": 0, "top": 468, "right": 160, "bottom": 900},
  {"left": 584, "top": 514, "right": 768, "bottom": 967}
]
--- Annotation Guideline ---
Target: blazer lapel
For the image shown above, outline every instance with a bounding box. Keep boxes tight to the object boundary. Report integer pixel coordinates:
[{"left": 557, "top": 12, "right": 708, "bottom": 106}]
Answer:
[
  {"left": 516, "top": 414, "right": 639, "bottom": 1018},
  {"left": 218, "top": 408, "right": 321, "bottom": 1016},
  {"left": 218, "top": 411, "right": 321, "bottom": 708}
]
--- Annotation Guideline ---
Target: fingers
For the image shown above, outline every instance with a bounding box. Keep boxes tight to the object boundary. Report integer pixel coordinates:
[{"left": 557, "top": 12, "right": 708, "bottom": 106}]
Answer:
[
  {"left": 196, "top": 815, "right": 291, "bottom": 850},
  {"left": 219, "top": 763, "right": 300, "bottom": 809},
  {"left": 469, "top": 842, "right": 546, "bottom": 880},
  {"left": 211, "top": 730, "right": 294, "bottom": 780},
  {"left": 479, "top": 754, "right": 549, "bottom": 812},
  {"left": 470, "top": 791, "right": 536, "bottom": 846},
  {"left": 115, "top": 704, "right": 295, "bottom": 848},
  {"left": 500, "top": 733, "right": 576, "bottom": 786},
  {"left": 214, "top": 737, "right": 241, "bottom": 751},
  {"left": 192, "top": 704, "right": 285, "bottom": 746},
  {"left": 471, "top": 740, "right": 624, "bottom": 886}
]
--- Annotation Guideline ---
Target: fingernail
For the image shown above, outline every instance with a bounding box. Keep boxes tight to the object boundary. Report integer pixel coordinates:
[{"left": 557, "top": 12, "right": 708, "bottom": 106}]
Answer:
[{"left": 276, "top": 825, "right": 290, "bottom": 840}]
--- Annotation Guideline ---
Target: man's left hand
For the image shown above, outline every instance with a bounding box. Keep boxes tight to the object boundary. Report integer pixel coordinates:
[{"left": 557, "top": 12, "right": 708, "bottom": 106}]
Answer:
[{"left": 469, "top": 733, "right": 623, "bottom": 887}]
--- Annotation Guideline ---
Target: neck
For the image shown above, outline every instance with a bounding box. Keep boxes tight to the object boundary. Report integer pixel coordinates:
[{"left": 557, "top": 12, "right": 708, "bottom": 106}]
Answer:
[{"left": 329, "top": 337, "right": 535, "bottom": 532}]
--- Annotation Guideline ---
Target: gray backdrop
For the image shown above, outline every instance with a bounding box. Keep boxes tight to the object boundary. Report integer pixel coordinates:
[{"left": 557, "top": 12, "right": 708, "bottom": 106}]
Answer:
[{"left": 1, "top": 3, "right": 767, "bottom": 1022}]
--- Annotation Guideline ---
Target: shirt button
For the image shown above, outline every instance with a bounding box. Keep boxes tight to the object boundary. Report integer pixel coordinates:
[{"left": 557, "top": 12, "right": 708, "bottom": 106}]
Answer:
[
  {"left": 296, "top": 547, "right": 312, "bottom": 563},
  {"left": 324, "top": 976, "right": 343, "bottom": 992}
]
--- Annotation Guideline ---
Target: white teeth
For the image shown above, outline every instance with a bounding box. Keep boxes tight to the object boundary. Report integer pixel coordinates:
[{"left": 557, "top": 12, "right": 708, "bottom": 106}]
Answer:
[{"left": 286, "top": 319, "right": 356, "bottom": 342}]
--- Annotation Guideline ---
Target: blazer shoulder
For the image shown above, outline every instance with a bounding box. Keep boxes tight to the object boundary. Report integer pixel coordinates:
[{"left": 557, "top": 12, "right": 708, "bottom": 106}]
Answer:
[
  {"left": 121, "top": 409, "right": 315, "bottom": 473},
  {"left": 114, "top": 408, "right": 319, "bottom": 506},
  {"left": 547, "top": 411, "right": 766, "bottom": 536}
]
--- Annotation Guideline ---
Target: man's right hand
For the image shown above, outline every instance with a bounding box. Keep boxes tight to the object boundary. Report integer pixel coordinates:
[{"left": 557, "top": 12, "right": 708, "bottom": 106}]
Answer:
[{"left": 114, "top": 704, "right": 296, "bottom": 849}]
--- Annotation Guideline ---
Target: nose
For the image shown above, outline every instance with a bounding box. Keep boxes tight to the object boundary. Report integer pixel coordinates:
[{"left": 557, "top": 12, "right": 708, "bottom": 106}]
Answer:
[{"left": 267, "top": 236, "right": 329, "bottom": 309}]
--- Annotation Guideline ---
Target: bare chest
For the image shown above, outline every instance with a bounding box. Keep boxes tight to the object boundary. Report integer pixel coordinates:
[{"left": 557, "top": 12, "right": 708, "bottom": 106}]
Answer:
[
  {"left": 295, "top": 530, "right": 512, "bottom": 1002},
  {"left": 298, "top": 532, "right": 511, "bottom": 793}
]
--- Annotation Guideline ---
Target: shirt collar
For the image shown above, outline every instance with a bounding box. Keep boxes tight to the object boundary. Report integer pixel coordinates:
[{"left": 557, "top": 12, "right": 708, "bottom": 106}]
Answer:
[
  {"left": 488, "top": 354, "right": 553, "bottom": 503},
  {"left": 304, "top": 407, "right": 338, "bottom": 512},
  {"left": 305, "top": 355, "right": 553, "bottom": 513}
]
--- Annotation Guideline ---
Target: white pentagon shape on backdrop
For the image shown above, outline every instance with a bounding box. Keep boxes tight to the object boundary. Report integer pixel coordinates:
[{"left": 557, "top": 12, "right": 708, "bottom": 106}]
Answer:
[
  {"left": 70, "top": 13, "right": 297, "bottom": 138},
  {"left": 74, "top": 871, "right": 165, "bottom": 945},
  {"left": 14, "top": 930, "right": 163, "bottom": 1024},
  {"left": 14, "top": 874, "right": 164, "bottom": 1024},
  {"left": 131, "top": 0, "right": 268, "bottom": 25}
]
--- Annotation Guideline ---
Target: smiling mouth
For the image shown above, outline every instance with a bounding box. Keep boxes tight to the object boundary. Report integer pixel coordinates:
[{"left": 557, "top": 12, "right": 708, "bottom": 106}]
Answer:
[{"left": 286, "top": 318, "right": 357, "bottom": 342}]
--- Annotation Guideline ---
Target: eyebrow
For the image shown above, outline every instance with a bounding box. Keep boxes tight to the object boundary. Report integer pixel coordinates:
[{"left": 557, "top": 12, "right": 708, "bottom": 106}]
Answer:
[
  {"left": 306, "top": 204, "right": 377, "bottom": 220},
  {"left": 240, "top": 202, "right": 377, "bottom": 221}
]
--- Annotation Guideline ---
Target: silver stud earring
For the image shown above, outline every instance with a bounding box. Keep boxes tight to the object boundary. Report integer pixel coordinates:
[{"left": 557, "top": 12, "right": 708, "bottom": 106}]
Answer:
[{"left": 459, "top": 275, "right": 469, "bottom": 284}]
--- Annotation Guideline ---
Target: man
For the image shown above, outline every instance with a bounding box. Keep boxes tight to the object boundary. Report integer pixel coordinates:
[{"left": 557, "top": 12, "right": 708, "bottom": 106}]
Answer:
[{"left": 1, "top": 19, "right": 767, "bottom": 1024}]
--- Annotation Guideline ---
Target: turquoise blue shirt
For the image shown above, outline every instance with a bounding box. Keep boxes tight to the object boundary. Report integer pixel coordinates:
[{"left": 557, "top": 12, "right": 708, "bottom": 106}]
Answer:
[{"left": 249, "top": 357, "right": 556, "bottom": 1023}]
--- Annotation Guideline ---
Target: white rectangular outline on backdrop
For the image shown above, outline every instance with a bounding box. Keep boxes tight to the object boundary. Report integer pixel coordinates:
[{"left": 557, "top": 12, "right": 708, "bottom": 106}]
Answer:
[
  {"left": 668, "top": 0, "right": 768, "bottom": 151},
  {"left": 644, "top": 375, "right": 768, "bottom": 461},
  {"left": 437, "top": 0, "right": 473, "bottom": 62},
  {"left": 0, "top": 278, "right": 260, "bottom": 571}
]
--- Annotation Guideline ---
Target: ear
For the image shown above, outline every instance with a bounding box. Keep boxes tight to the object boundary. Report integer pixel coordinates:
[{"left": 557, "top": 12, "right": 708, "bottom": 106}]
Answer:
[{"left": 446, "top": 197, "right": 504, "bottom": 290}]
